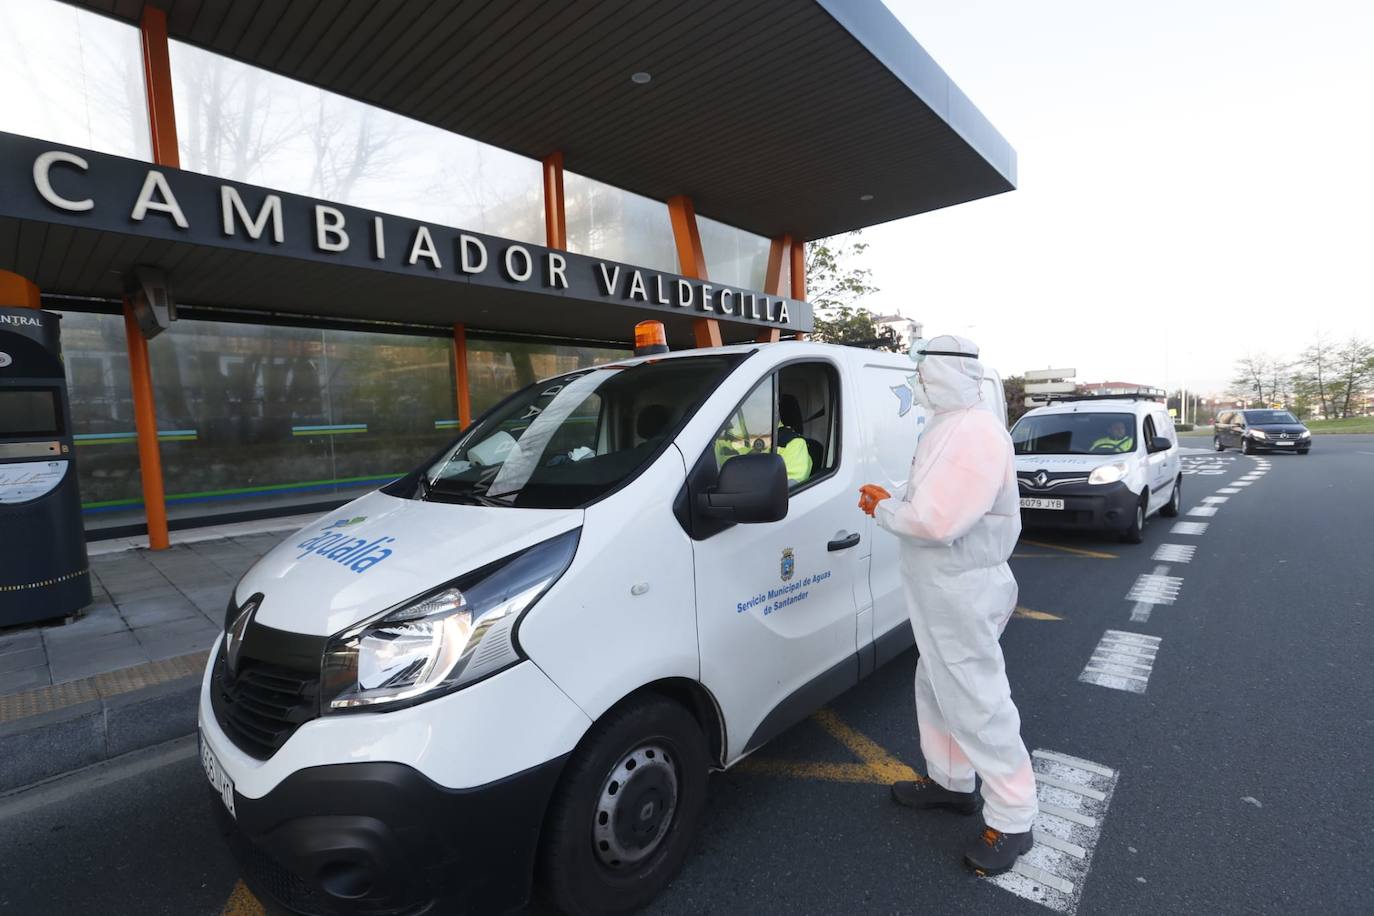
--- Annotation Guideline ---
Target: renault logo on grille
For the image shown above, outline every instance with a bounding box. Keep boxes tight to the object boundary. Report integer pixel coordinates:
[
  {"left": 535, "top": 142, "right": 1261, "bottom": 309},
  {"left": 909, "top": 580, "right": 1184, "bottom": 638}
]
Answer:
[
  {"left": 225, "top": 598, "right": 259, "bottom": 675},
  {"left": 1034, "top": 471, "right": 1050, "bottom": 488}
]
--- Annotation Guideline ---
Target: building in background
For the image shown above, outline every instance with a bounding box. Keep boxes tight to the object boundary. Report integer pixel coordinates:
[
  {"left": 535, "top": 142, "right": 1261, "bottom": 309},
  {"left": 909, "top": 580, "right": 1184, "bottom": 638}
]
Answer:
[{"left": 0, "top": 0, "right": 1015, "bottom": 544}]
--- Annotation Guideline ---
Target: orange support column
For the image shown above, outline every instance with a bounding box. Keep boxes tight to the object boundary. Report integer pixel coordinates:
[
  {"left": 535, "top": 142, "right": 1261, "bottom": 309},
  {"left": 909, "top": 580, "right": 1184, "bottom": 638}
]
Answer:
[
  {"left": 542, "top": 152, "right": 567, "bottom": 250},
  {"left": 123, "top": 302, "right": 170, "bottom": 549},
  {"left": 452, "top": 323, "right": 472, "bottom": 429},
  {"left": 139, "top": 6, "right": 179, "bottom": 167},
  {"left": 755, "top": 234, "right": 793, "bottom": 343},
  {"left": 0, "top": 270, "right": 41, "bottom": 309},
  {"left": 789, "top": 239, "right": 807, "bottom": 341},
  {"left": 126, "top": 2, "right": 179, "bottom": 549},
  {"left": 666, "top": 195, "right": 720, "bottom": 348}
]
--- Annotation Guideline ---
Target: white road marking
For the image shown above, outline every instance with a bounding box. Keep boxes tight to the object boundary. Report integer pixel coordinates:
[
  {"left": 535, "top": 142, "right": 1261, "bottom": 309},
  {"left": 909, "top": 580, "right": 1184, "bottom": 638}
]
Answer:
[
  {"left": 1035, "top": 832, "right": 1088, "bottom": 859},
  {"left": 1232, "top": 481, "right": 1253, "bottom": 487},
  {"left": 1217, "top": 487, "right": 1241, "bottom": 494},
  {"left": 1039, "top": 802, "right": 1099, "bottom": 827},
  {"left": 1153, "top": 543, "right": 1196, "bottom": 563},
  {"left": 1202, "top": 496, "right": 1228, "bottom": 504},
  {"left": 1127, "top": 568, "right": 1182, "bottom": 605},
  {"left": 1080, "top": 630, "right": 1160, "bottom": 693},
  {"left": 1171, "top": 521, "right": 1209, "bottom": 535},
  {"left": 1187, "top": 505, "right": 1218, "bottom": 516},
  {"left": 987, "top": 751, "right": 1120, "bottom": 914},
  {"left": 1032, "top": 750, "right": 1116, "bottom": 777}
]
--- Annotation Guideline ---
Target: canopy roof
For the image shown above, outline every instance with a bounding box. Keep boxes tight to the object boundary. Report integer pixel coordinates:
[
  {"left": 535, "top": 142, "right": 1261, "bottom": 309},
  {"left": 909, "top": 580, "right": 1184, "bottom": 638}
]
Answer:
[{"left": 65, "top": 0, "right": 1015, "bottom": 241}]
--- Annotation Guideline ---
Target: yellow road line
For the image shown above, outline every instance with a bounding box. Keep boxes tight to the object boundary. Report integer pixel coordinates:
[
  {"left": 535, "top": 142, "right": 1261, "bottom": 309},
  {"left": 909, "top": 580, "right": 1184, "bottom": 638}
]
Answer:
[
  {"left": 1019, "top": 539, "right": 1117, "bottom": 559},
  {"left": 736, "top": 708, "right": 919, "bottom": 784},
  {"left": 220, "top": 881, "right": 264, "bottom": 916},
  {"left": 1014, "top": 606, "right": 1064, "bottom": 621}
]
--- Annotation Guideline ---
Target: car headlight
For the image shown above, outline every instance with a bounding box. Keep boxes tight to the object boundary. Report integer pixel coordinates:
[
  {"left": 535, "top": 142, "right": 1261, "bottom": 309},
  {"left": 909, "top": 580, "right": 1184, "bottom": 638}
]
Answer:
[
  {"left": 1248, "top": 429, "right": 1267, "bottom": 439},
  {"left": 1300, "top": 430, "right": 1311, "bottom": 438},
  {"left": 320, "top": 528, "right": 580, "bottom": 713},
  {"left": 1088, "top": 461, "right": 1129, "bottom": 485}
]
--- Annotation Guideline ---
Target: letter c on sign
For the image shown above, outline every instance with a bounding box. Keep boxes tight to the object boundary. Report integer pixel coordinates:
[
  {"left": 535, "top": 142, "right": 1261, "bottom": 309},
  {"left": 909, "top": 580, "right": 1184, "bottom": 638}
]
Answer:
[{"left": 33, "top": 151, "right": 94, "bottom": 212}]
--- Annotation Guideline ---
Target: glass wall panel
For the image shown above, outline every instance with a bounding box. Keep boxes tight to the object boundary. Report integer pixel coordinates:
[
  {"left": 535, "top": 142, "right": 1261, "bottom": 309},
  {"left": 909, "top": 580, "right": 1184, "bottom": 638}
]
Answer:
[
  {"left": 168, "top": 41, "right": 544, "bottom": 244},
  {"left": 697, "top": 215, "right": 772, "bottom": 291},
  {"left": 467, "top": 340, "right": 628, "bottom": 417},
  {"left": 59, "top": 313, "right": 627, "bottom": 533},
  {"left": 564, "top": 172, "right": 679, "bottom": 274},
  {"left": 0, "top": 0, "right": 150, "bottom": 160},
  {"left": 60, "top": 312, "right": 458, "bottom": 531}
]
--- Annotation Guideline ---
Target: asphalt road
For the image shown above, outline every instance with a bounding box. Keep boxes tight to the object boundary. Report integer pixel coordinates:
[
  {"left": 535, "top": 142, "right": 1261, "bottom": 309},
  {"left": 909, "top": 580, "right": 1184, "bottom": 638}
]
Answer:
[{"left": 3, "top": 435, "right": 1371, "bottom": 915}]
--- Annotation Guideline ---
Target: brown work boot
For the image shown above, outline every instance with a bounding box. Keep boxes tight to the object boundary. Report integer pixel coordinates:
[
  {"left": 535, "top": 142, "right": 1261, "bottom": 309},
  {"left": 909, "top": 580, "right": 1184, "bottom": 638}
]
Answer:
[
  {"left": 964, "top": 825, "right": 1034, "bottom": 875},
  {"left": 889, "top": 777, "right": 980, "bottom": 814}
]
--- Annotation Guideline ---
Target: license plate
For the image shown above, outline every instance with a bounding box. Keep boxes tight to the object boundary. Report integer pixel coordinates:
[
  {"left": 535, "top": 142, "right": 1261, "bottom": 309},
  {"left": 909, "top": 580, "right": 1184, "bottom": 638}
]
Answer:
[
  {"left": 200, "top": 730, "right": 236, "bottom": 819},
  {"left": 1020, "top": 497, "right": 1065, "bottom": 510},
  {"left": 1274, "top": 441, "right": 1294, "bottom": 446}
]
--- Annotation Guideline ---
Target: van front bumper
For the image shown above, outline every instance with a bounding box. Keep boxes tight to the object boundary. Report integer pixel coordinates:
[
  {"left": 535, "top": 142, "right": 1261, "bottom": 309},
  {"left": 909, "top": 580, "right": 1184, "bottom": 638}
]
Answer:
[
  {"left": 210, "top": 754, "right": 566, "bottom": 916},
  {"left": 1018, "top": 481, "right": 1139, "bottom": 532}
]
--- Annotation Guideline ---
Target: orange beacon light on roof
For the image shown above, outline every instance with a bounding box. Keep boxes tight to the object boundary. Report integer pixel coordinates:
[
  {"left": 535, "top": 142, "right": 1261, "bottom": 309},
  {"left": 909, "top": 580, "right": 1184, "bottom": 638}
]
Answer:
[{"left": 634, "top": 320, "right": 669, "bottom": 356}]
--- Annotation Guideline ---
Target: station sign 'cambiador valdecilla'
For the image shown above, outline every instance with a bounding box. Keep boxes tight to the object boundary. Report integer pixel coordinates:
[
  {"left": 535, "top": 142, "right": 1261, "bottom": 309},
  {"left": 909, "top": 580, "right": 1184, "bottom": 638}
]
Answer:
[{"left": 0, "top": 131, "right": 809, "bottom": 334}]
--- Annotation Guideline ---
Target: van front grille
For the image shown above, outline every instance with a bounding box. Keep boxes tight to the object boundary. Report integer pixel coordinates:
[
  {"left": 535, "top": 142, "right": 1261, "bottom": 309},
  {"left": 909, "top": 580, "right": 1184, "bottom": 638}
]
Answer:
[{"left": 211, "top": 648, "right": 320, "bottom": 760}]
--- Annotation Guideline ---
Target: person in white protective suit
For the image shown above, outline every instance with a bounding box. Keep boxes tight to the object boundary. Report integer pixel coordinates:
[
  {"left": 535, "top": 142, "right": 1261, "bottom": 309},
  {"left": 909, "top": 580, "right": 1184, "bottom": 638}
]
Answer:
[{"left": 857, "top": 335, "right": 1038, "bottom": 875}]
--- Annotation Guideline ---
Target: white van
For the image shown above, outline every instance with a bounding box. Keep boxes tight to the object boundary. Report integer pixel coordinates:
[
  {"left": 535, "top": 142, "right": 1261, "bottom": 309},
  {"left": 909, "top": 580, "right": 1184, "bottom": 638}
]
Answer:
[
  {"left": 1010, "top": 395, "right": 1182, "bottom": 543},
  {"left": 198, "top": 341, "right": 1005, "bottom": 916}
]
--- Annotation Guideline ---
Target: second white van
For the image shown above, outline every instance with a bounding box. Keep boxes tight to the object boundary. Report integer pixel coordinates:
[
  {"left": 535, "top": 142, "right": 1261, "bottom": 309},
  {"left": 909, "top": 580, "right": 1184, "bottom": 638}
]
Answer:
[{"left": 198, "top": 340, "right": 1005, "bottom": 916}]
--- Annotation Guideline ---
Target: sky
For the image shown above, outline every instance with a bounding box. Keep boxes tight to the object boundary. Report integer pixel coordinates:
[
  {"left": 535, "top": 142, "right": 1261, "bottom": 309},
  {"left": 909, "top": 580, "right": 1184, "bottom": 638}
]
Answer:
[{"left": 860, "top": 0, "right": 1374, "bottom": 394}]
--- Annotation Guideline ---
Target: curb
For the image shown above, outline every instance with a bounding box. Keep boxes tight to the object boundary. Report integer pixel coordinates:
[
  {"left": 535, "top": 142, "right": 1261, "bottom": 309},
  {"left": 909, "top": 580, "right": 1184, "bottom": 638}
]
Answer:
[{"left": 0, "top": 674, "right": 201, "bottom": 792}]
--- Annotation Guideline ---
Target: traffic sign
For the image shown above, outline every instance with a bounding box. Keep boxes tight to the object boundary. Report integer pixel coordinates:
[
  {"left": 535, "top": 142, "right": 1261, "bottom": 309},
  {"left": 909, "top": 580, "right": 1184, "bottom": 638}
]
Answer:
[{"left": 1025, "top": 368, "right": 1076, "bottom": 382}]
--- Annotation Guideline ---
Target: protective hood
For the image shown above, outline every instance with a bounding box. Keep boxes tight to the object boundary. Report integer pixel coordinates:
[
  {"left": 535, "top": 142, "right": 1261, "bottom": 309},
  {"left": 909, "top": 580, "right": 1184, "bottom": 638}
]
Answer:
[
  {"left": 918, "top": 334, "right": 985, "bottom": 414},
  {"left": 233, "top": 490, "right": 582, "bottom": 637}
]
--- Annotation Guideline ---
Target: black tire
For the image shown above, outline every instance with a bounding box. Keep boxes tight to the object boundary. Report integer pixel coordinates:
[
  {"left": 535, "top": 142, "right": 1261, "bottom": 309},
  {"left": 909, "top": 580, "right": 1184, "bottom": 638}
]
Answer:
[
  {"left": 1214, "top": 436, "right": 1225, "bottom": 452},
  {"left": 1160, "top": 476, "right": 1182, "bottom": 517},
  {"left": 1120, "top": 496, "right": 1146, "bottom": 544},
  {"left": 539, "top": 696, "right": 709, "bottom": 916},
  {"left": 1241, "top": 438, "right": 1253, "bottom": 455}
]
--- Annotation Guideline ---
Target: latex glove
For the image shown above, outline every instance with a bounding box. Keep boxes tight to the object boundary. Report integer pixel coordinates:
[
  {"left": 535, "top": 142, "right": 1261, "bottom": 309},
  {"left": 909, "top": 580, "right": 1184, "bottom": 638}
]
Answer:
[{"left": 857, "top": 484, "right": 891, "bottom": 517}]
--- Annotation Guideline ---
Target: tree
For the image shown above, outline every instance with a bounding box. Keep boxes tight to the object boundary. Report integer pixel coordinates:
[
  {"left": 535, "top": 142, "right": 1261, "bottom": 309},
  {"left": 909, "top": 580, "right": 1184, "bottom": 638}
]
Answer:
[
  {"left": 805, "top": 233, "right": 899, "bottom": 351},
  {"left": 1330, "top": 337, "right": 1374, "bottom": 418},
  {"left": 1229, "top": 353, "right": 1288, "bottom": 407},
  {"left": 1293, "top": 335, "right": 1337, "bottom": 419},
  {"left": 1003, "top": 375, "right": 1029, "bottom": 424}
]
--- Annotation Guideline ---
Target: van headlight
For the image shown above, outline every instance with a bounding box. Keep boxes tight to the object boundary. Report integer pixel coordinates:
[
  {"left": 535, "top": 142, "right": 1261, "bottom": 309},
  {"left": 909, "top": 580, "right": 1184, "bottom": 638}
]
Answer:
[
  {"left": 1088, "top": 461, "right": 1129, "bottom": 485},
  {"left": 320, "top": 528, "right": 579, "bottom": 712},
  {"left": 1300, "top": 430, "right": 1311, "bottom": 438},
  {"left": 1248, "top": 429, "right": 1268, "bottom": 439}
]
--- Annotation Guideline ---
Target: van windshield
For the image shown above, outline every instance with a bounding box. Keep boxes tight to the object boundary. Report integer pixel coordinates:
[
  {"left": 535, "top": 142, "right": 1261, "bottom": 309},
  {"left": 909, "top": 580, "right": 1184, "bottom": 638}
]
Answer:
[
  {"left": 399, "top": 355, "right": 741, "bottom": 510},
  {"left": 1012, "top": 412, "right": 1138, "bottom": 455},
  {"left": 1243, "top": 410, "right": 1298, "bottom": 424}
]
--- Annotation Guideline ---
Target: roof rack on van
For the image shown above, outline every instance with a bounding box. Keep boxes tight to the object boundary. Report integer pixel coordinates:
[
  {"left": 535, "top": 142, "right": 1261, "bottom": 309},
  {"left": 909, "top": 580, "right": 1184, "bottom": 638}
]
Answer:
[{"left": 1045, "top": 389, "right": 1166, "bottom": 403}]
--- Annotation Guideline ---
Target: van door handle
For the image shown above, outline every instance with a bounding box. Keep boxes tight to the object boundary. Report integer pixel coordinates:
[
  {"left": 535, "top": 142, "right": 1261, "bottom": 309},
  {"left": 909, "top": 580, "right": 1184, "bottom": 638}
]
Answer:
[{"left": 828, "top": 531, "right": 861, "bottom": 551}]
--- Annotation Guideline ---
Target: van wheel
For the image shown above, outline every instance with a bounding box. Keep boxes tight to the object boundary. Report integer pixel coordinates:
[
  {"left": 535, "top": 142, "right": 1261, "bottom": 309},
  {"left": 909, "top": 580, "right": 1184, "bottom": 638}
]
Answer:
[
  {"left": 539, "top": 696, "right": 709, "bottom": 916},
  {"left": 1241, "top": 438, "right": 1253, "bottom": 455},
  {"left": 1214, "top": 436, "right": 1225, "bottom": 452},
  {"left": 1160, "top": 477, "right": 1182, "bottom": 517},
  {"left": 1121, "top": 497, "right": 1146, "bottom": 544}
]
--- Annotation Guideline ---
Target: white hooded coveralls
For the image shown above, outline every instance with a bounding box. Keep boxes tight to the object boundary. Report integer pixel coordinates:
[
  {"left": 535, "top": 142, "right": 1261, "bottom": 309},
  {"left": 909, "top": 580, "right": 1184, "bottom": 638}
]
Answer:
[{"left": 874, "top": 336, "right": 1038, "bottom": 834}]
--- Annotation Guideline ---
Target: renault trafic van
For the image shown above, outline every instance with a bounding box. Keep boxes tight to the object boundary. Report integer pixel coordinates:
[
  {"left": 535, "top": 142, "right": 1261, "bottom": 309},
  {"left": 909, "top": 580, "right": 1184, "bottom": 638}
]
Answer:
[
  {"left": 1011, "top": 394, "right": 1182, "bottom": 543},
  {"left": 199, "top": 341, "right": 1005, "bottom": 916}
]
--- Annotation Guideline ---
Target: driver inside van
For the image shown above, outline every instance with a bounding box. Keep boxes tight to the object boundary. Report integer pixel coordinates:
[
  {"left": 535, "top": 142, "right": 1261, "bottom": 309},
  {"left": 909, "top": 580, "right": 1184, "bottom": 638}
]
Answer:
[
  {"left": 1091, "top": 420, "right": 1134, "bottom": 452},
  {"left": 714, "top": 394, "right": 813, "bottom": 484}
]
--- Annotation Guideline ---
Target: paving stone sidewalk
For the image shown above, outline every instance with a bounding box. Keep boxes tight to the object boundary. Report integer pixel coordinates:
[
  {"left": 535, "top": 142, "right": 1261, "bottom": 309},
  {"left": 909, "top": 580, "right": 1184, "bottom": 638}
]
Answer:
[{"left": 0, "top": 530, "right": 294, "bottom": 696}]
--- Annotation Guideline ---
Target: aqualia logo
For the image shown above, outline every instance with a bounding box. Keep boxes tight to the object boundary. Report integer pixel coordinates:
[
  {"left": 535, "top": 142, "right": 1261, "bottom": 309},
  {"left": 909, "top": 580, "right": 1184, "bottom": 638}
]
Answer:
[{"left": 294, "top": 517, "right": 394, "bottom": 574}]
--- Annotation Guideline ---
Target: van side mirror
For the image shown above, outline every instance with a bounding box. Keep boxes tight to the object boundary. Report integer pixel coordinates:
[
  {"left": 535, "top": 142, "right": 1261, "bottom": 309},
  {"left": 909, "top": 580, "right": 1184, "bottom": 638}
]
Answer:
[
  {"left": 1150, "top": 436, "right": 1171, "bottom": 452},
  {"left": 700, "top": 453, "right": 788, "bottom": 523}
]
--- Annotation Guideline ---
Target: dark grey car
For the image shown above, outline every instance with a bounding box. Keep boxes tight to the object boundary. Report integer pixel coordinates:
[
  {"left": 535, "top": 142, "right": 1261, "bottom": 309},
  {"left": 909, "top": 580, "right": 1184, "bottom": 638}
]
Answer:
[{"left": 1214, "top": 409, "right": 1311, "bottom": 454}]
